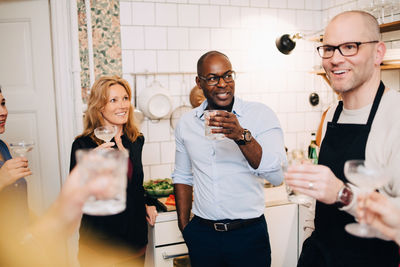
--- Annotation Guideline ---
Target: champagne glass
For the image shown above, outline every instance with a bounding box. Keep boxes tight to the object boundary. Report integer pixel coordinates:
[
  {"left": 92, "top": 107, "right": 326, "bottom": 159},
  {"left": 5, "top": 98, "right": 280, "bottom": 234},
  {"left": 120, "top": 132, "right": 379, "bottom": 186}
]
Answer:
[
  {"left": 344, "top": 159, "right": 391, "bottom": 238},
  {"left": 283, "top": 149, "right": 313, "bottom": 207},
  {"left": 94, "top": 126, "right": 117, "bottom": 143},
  {"left": 9, "top": 140, "right": 34, "bottom": 157}
]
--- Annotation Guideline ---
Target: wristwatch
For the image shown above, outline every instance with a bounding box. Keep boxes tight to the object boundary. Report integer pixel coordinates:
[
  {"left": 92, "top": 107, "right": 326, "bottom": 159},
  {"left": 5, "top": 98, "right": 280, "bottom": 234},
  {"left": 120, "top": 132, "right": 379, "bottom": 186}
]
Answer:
[
  {"left": 334, "top": 184, "right": 353, "bottom": 208},
  {"left": 235, "top": 129, "right": 252, "bottom": 146}
]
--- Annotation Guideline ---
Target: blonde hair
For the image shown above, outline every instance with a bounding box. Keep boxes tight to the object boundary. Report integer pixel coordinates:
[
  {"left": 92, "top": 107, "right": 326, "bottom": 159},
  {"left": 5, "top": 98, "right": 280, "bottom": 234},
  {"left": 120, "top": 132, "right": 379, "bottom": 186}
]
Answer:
[{"left": 77, "top": 75, "right": 141, "bottom": 145}]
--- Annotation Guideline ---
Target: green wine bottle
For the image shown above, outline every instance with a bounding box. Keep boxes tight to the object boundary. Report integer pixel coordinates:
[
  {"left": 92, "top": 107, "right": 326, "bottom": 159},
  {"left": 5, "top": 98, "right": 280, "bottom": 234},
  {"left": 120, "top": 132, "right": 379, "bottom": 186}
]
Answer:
[{"left": 308, "top": 133, "right": 318, "bottom": 164}]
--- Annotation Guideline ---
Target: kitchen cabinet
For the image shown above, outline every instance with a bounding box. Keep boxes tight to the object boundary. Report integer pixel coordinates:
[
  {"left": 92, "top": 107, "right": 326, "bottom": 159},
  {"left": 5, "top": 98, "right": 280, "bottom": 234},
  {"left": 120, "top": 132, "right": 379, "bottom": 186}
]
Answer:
[
  {"left": 265, "top": 203, "right": 299, "bottom": 267},
  {"left": 145, "top": 202, "right": 300, "bottom": 267}
]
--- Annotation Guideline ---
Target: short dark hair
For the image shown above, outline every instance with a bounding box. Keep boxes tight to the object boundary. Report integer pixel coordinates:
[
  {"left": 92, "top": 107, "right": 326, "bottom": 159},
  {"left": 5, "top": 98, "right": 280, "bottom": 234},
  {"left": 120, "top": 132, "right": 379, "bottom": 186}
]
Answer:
[{"left": 197, "top": 51, "right": 229, "bottom": 76}]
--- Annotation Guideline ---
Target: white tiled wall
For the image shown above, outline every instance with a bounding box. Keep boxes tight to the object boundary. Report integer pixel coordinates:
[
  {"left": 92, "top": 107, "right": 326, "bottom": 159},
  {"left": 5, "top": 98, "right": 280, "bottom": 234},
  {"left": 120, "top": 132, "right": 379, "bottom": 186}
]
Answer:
[{"left": 120, "top": 0, "right": 400, "bottom": 180}]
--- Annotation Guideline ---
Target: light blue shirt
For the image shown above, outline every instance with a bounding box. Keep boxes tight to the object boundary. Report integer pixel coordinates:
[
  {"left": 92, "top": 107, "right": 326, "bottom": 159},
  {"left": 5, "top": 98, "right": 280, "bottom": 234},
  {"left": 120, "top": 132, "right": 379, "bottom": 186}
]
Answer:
[{"left": 172, "top": 97, "right": 286, "bottom": 220}]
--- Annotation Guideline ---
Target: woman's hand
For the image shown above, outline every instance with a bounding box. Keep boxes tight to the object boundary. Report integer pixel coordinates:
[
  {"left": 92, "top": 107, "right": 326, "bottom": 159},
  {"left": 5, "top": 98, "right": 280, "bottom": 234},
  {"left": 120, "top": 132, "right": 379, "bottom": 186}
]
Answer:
[
  {"left": 93, "top": 142, "right": 115, "bottom": 151},
  {"left": 0, "top": 157, "right": 32, "bottom": 191},
  {"left": 114, "top": 135, "right": 127, "bottom": 153},
  {"left": 146, "top": 205, "right": 158, "bottom": 226}
]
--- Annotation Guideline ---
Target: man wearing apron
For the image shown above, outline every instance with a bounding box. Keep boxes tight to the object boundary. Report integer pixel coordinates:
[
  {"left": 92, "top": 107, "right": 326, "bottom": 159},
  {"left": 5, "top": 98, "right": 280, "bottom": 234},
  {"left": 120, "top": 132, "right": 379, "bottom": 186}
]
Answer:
[{"left": 285, "top": 11, "right": 400, "bottom": 267}]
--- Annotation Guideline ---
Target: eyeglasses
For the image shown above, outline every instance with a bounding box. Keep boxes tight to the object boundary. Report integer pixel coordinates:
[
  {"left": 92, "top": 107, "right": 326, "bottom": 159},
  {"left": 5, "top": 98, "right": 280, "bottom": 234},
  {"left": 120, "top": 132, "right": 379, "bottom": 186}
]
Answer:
[
  {"left": 316, "top": 41, "right": 379, "bottom": 59},
  {"left": 198, "top": 71, "right": 236, "bottom": 86}
]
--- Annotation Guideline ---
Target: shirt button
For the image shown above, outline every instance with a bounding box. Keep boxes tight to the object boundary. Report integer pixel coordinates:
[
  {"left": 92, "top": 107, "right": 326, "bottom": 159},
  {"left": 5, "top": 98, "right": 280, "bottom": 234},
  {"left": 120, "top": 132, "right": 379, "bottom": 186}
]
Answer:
[{"left": 211, "top": 148, "right": 215, "bottom": 156}]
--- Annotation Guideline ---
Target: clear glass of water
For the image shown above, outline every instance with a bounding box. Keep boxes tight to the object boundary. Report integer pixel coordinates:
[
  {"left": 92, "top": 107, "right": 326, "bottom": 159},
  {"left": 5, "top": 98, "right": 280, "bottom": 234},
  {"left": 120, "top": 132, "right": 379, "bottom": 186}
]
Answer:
[
  {"left": 76, "top": 148, "right": 129, "bottom": 216},
  {"left": 204, "top": 110, "right": 225, "bottom": 140},
  {"left": 94, "top": 125, "right": 117, "bottom": 143},
  {"left": 9, "top": 141, "right": 34, "bottom": 157},
  {"left": 283, "top": 149, "right": 313, "bottom": 207},
  {"left": 344, "top": 159, "right": 390, "bottom": 238}
]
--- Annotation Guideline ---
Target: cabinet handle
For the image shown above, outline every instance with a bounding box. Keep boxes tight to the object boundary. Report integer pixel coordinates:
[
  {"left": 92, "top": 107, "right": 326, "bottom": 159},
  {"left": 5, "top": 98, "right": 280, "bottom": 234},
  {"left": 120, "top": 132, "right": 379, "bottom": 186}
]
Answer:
[{"left": 162, "top": 252, "right": 189, "bottom": 260}]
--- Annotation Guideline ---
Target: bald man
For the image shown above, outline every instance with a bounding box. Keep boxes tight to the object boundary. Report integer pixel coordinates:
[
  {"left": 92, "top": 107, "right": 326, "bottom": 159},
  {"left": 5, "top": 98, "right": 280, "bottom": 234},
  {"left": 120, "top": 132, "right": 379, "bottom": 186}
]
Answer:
[{"left": 285, "top": 11, "right": 400, "bottom": 267}]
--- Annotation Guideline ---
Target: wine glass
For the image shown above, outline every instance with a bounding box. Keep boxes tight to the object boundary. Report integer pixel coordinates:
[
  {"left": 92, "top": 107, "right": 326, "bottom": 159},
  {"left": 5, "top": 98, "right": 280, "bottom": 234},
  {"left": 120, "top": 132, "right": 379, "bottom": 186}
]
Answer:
[
  {"left": 283, "top": 150, "right": 313, "bottom": 207},
  {"left": 344, "top": 159, "right": 391, "bottom": 238},
  {"left": 94, "top": 126, "right": 117, "bottom": 143},
  {"left": 9, "top": 140, "right": 34, "bottom": 157}
]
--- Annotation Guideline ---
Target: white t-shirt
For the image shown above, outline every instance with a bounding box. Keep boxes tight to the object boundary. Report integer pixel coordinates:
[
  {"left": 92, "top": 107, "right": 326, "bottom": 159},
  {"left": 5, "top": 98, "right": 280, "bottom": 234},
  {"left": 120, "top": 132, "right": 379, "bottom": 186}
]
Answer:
[{"left": 304, "top": 88, "right": 400, "bottom": 238}]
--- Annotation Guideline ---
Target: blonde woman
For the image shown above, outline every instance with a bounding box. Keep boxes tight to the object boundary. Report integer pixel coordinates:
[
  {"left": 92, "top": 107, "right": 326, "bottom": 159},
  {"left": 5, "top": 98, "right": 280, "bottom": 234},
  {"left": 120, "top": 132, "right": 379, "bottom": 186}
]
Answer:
[{"left": 70, "top": 76, "right": 157, "bottom": 266}]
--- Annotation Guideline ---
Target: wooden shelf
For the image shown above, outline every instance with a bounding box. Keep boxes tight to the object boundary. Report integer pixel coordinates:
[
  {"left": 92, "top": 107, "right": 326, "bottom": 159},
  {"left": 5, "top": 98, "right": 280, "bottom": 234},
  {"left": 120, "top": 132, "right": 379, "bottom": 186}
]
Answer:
[
  {"left": 312, "top": 64, "right": 400, "bottom": 85},
  {"left": 380, "top": 21, "right": 400, "bottom": 33}
]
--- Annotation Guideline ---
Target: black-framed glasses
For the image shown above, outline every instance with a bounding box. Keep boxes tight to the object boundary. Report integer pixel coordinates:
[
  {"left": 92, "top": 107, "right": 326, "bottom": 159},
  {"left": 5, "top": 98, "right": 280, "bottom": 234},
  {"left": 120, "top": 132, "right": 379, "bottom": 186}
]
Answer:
[
  {"left": 317, "top": 41, "right": 379, "bottom": 59},
  {"left": 198, "top": 71, "right": 236, "bottom": 86}
]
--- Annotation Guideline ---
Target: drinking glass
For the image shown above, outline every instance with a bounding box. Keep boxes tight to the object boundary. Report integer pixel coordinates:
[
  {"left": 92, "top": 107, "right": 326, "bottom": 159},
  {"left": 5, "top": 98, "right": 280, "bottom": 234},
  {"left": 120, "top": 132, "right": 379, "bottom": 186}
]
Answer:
[
  {"left": 283, "top": 149, "right": 313, "bottom": 207},
  {"left": 76, "top": 148, "right": 128, "bottom": 215},
  {"left": 204, "top": 110, "right": 225, "bottom": 140},
  {"left": 344, "top": 159, "right": 391, "bottom": 238},
  {"left": 9, "top": 141, "right": 34, "bottom": 157},
  {"left": 94, "top": 125, "right": 117, "bottom": 143}
]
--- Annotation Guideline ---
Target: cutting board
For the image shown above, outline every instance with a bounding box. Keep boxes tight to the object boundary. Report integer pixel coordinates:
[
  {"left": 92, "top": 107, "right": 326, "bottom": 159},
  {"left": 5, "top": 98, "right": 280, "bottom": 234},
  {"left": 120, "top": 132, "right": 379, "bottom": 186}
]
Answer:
[{"left": 157, "top": 197, "right": 176, "bottom": 212}]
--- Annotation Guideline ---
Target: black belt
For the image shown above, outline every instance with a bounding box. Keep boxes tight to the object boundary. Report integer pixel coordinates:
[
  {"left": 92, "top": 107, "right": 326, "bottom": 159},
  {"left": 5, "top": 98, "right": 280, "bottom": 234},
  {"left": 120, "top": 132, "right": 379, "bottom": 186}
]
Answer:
[{"left": 195, "top": 215, "right": 264, "bottom": 232}]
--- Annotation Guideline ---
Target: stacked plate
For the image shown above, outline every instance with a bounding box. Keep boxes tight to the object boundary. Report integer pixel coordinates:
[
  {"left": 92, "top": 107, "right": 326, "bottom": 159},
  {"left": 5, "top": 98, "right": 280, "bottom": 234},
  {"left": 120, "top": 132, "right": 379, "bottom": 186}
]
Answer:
[{"left": 383, "top": 48, "right": 400, "bottom": 64}]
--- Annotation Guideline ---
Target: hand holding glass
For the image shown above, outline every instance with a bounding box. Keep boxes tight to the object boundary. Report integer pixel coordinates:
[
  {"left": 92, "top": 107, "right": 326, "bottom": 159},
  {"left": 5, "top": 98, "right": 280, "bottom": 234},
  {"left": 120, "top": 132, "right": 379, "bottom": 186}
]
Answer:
[
  {"left": 76, "top": 149, "right": 128, "bottom": 215},
  {"left": 283, "top": 150, "right": 313, "bottom": 206},
  {"left": 344, "top": 159, "right": 390, "bottom": 238},
  {"left": 94, "top": 125, "right": 117, "bottom": 143},
  {"left": 204, "top": 110, "right": 225, "bottom": 140}
]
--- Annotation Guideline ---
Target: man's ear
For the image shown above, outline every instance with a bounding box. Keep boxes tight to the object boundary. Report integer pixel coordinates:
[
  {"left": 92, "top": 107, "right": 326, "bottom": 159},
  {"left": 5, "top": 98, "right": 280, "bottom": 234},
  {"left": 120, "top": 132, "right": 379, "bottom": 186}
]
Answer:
[
  {"left": 375, "top": 41, "right": 386, "bottom": 66},
  {"left": 195, "top": 76, "right": 201, "bottom": 89}
]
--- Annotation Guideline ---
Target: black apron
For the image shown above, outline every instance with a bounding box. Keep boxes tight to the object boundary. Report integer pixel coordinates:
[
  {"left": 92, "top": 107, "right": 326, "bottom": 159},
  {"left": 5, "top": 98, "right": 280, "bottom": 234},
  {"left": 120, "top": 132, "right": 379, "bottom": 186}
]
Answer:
[{"left": 298, "top": 81, "right": 399, "bottom": 267}]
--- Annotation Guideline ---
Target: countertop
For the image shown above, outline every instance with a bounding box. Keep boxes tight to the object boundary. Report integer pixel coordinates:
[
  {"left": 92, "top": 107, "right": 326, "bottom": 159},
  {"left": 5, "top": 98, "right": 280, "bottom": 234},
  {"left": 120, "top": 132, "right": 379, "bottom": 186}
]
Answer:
[{"left": 155, "top": 185, "right": 290, "bottom": 223}]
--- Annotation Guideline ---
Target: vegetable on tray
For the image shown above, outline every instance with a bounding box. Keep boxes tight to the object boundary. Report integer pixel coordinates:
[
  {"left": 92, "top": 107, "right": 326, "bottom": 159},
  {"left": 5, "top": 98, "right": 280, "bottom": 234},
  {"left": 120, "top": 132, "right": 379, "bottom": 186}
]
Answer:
[{"left": 144, "top": 178, "right": 174, "bottom": 197}]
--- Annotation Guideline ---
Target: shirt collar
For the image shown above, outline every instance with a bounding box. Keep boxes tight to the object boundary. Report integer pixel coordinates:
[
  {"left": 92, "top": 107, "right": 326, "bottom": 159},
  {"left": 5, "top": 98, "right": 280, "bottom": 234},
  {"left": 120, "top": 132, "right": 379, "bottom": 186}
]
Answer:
[{"left": 194, "top": 97, "right": 244, "bottom": 119}]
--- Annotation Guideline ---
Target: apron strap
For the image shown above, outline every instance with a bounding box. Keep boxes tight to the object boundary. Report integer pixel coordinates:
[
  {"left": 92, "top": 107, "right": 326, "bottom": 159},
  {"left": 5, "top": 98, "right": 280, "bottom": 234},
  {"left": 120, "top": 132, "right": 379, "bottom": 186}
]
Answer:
[
  {"left": 366, "top": 81, "right": 385, "bottom": 127},
  {"left": 331, "top": 81, "right": 385, "bottom": 126}
]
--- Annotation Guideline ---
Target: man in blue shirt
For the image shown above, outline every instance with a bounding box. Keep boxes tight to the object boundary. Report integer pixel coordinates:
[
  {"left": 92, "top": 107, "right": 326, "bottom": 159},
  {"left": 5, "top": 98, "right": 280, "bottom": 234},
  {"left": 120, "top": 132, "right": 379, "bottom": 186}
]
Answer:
[{"left": 172, "top": 51, "right": 286, "bottom": 267}]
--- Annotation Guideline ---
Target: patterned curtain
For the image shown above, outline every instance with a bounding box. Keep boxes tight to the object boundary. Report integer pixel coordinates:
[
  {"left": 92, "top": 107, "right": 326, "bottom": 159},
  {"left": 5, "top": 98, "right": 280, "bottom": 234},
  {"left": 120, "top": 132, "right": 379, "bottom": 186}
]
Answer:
[{"left": 76, "top": 0, "right": 122, "bottom": 103}]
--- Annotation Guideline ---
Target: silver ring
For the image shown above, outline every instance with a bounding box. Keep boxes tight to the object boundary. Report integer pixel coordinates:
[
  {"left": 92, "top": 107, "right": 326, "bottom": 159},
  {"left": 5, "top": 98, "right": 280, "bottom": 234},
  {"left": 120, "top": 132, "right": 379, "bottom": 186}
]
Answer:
[{"left": 308, "top": 182, "right": 314, "bottom": 190}]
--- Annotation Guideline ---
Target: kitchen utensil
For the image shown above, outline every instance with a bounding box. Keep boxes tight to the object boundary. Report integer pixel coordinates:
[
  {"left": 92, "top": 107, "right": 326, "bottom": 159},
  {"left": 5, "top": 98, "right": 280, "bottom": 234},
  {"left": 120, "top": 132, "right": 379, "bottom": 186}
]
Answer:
[
  {"left": 189, "top": 85, "right": 206, "bottom": 108},
  {"left": 170, "top": 78, "right": 193, "bottom": 129},
  {"left": 138, "top": 80, "right": 173, "bottom": 120}
]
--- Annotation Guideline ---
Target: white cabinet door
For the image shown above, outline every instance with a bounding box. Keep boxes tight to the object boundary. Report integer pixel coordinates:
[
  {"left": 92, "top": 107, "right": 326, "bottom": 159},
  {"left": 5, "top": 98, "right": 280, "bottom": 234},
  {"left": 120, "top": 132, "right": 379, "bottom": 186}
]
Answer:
[{"left": 265, "top": 204, "right": 298, "bottom": 267}]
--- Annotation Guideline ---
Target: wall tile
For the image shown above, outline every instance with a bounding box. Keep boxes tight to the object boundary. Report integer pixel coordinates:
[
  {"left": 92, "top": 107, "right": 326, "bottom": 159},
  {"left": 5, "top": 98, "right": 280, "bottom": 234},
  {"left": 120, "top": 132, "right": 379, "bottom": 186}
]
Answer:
[
  {"left": 120, "top": 2, "right": 132, "bottom": 25},
  {"left": 148, "top": 119, "right": 171, "bottom": 142},
  {"left": 132, "top": 2, "right": 155, "bottom": 25},
  {"left": 288, "top": 0, "right": 304, "bottom": 9},
  {"left": 189, "top": 0, "right": 210, "bottom": 3},
  {"left": 279, "top": 92, "right": 297, "bottom": 112},
  {"left": 168, "top": 28, "right": 189, "bottom": 49},
  {"left": 121, "top": 26, "right": 144, "bottom": 49},
  {"left": 231, "top": 0, "right": 250, "bottom": 7},
  {"left": 287, "top": 112, "right": 305, "bottom": 132},
  {"left": 284, "top": 132, "right": 297, "bottom": 151},
  {"left": 296, "top": 10, "right": 314, "bottom": 31},
  {"left": 287, "top": 71, "right": 305, "bottom": 92},
  {"left": 134, "top": 50, "right": 157, "bottom": 72},
  {"left": 156, "top": 3, "right": 178, "bottom": 26},
  {"left": 157, "top": 51, "right": 180, "bottom": 72},
  {"left": 150, "top": 164, "right": 172, "bottom": 178},
  {"left": 142, "top": 142, "right": 161, "bottom": 165},
  {"left": 278, "top": 9, "right": 296, "bottom": 31},
  {"left": 269, "top": 0, "right": 287, "bottom": 8},
  {"left": 122, "top": 50, "right": 134, "bottom": 73},
  {"left": 305, "top": 0, "right": 321, "bottom": 10},
  {"left": 189, "top": 28, "right": 210, "bottom": 49},
  {"left": 305, "top": 111, "right": 321, "bottom": 132},
  {"left": 199, "top": 5, "right": 220, "bottom": 27},
  {"left": 250, "top": 0, "right": 268, "bottom": 8},
  {"left": 161, "top": 141, "right": 176, "bottom": 163},
  {"left": 221, "top": 6, "right": 241, "bottom": 27},
  {"left": 382, "top": 70, "right": 400, "bottom": 92},
  {"left": 210, "top": 0, "right": 230, "bottom": 4},
  {"left": 145, "top": 27, "right": 167, "bottom": 49},
  {"left": 241, "top": 7, "right": 260, "bottom": 28},
  {"left": 211, "top": 28, "right": 232, "bottom": 49},
  {"left": 178, "top": 4, "right": 199, "bottom": 26},
  {"left": 143, "top": 166, "right": 150, "bottom": 181},
  {"left": 179, "top": 50, "right": 204, "bottom": 72}
]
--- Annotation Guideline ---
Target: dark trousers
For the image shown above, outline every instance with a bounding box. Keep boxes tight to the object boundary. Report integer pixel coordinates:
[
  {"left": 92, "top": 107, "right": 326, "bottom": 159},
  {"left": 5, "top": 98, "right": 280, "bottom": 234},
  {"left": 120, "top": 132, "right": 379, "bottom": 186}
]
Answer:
[{"left": 182, "top": 215, "right": 271, "bottom": 267}]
